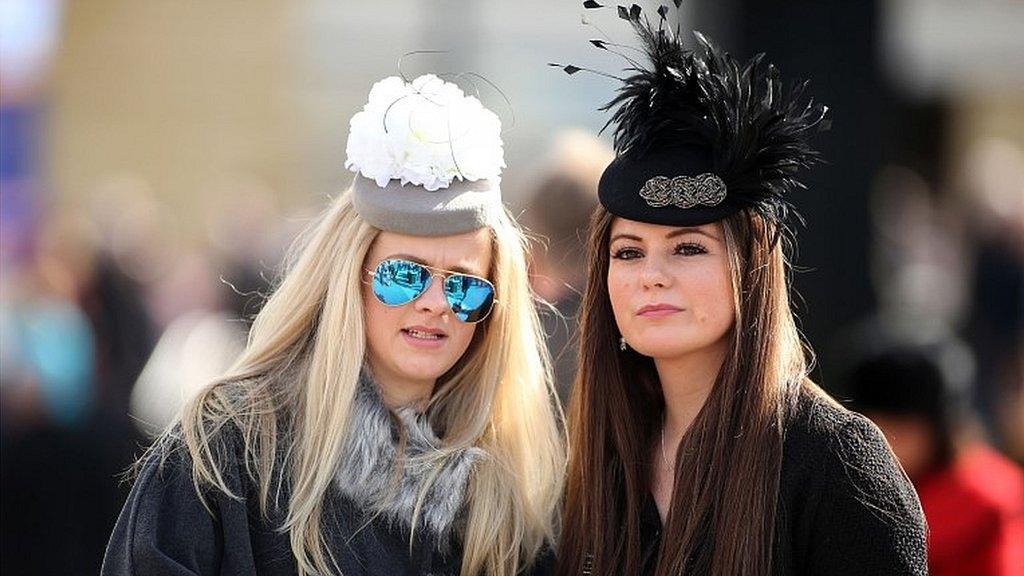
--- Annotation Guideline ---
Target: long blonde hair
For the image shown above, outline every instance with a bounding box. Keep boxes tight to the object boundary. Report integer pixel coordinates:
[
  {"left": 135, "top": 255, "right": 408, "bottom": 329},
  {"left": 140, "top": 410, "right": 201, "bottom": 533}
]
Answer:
[{"left": 163, "top": 189, "right": 564, "bottom": 576}]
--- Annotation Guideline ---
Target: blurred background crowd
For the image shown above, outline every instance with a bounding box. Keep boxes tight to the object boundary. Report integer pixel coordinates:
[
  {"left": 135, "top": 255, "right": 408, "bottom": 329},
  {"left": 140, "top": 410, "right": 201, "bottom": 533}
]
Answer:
[{"left": 1, "top": 0, "right": 1021, "bottom": 574}]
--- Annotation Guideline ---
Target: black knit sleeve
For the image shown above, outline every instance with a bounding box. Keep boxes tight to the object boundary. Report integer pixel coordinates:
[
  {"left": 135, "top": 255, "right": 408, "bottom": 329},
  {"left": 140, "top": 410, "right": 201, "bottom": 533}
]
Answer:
[{"left": 805, "top": 413, "right": 928, "bottom": 575}]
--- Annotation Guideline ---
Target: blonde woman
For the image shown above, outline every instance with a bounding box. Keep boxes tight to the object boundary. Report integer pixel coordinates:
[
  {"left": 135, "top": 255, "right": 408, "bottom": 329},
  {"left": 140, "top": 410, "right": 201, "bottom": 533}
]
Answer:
[{"left": 102, "top": 74, "right": 564, "bottom": 576}]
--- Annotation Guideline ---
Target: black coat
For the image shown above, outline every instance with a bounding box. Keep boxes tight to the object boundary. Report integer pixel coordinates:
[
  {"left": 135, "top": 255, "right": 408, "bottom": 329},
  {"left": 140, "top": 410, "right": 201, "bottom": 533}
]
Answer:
[
  {"left": 635, "top": 387, "right": 928, "bottom": 575},
  {"left": 101, "top": 441, "right": 554, "bottom": 576}
]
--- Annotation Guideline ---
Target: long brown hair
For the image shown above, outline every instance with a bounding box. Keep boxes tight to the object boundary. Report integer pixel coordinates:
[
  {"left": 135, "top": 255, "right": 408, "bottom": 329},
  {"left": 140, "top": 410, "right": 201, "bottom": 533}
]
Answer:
[{"left": 558, "top": 207, "right": 811, "bottom": 576}]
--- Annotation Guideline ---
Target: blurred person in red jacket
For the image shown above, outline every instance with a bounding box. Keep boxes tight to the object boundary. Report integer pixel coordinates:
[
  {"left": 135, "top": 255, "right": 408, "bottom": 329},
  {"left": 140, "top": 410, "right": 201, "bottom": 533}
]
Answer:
[{"left": 845, "top": 346, "right": 1024, "bottom": 575}]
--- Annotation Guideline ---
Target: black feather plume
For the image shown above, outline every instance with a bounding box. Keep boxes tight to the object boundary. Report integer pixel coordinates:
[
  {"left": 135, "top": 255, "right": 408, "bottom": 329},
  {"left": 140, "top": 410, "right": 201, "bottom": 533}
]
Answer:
[{"left": 563, "top": 1, "right": 829, "bottom": 231}]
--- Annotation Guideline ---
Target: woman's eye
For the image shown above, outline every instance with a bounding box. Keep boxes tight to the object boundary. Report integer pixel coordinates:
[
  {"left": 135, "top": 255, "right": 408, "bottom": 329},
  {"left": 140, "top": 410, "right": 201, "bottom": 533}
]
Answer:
[
  {"left": 674, "top": 242, "right": 708, "bottom": 256},
  {"left": 611, "top": 247, "right": 643, "bottom": 260}
]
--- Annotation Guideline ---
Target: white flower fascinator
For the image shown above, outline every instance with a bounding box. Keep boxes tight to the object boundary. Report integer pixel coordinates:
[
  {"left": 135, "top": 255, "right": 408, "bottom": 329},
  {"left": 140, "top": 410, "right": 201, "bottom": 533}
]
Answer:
[
  {"left": 345, "top": 73, "right": 508, "bottom": 236},
  {"left": 345, "top": 74, "right": 505, "bottom": 191}
]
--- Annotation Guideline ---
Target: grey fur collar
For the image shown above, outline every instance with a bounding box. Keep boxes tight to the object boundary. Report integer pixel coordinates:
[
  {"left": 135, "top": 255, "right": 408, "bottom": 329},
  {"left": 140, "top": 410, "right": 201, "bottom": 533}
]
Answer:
[{"left": 334, "top": 369, "right": 483, "bottom": 546}]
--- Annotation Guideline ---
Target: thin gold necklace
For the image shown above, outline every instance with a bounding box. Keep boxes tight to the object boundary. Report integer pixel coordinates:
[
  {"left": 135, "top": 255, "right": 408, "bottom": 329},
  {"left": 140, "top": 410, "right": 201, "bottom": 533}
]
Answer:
[{"left": 661, "top": 412, "right": 671, "bottom": 469}]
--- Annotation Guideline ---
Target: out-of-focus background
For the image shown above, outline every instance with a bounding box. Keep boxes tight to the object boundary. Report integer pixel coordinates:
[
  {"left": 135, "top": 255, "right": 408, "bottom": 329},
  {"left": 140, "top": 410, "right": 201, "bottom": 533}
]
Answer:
[{"left": 1, "top": 0, "right": 1021, "bottom": 573}]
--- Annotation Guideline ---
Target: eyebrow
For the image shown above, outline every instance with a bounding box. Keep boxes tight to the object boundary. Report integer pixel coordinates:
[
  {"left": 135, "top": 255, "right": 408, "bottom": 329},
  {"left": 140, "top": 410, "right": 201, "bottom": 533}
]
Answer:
[
  {"left": 610, "top": 227, "right": 720, "bottom": 244},
  {"left": 385, "top": 254, "right": 482, "bottom": 276}
]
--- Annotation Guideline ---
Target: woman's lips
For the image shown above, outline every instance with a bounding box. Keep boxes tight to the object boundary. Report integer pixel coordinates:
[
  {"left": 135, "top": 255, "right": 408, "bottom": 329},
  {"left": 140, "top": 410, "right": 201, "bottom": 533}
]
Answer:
[
  {"left": 401, "top": 327, "right": 447, "bottom": 349},
  {"left": 636, "top": 304, "right": 684, "bottom": 317}
]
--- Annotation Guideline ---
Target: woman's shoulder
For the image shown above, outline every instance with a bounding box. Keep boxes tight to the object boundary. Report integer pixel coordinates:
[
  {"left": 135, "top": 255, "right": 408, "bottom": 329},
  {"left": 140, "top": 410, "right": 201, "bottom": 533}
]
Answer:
[
  {"left": 784, "top": 384, "right": 892, "bottom": 463},
  {"left": 779, "top": 383, "right": 928, "bottom": 575},
  {"left": 133, "top": 424, "right": 249, "bottom": 496},
  {"left": 782, "top": 383, "right": 916, "bottom": 507},
  {"left": 100, "top": 428, "right": 259, "bottom": 575}
]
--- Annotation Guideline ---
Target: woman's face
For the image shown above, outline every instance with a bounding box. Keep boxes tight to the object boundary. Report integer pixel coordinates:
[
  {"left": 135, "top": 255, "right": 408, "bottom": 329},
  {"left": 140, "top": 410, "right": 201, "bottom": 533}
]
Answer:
[
  {"left": 362, "top": 228, "right": 492, "bottom": 388},
  {"left": 607, "top": 217, "right": 735, "bottom": 360}
]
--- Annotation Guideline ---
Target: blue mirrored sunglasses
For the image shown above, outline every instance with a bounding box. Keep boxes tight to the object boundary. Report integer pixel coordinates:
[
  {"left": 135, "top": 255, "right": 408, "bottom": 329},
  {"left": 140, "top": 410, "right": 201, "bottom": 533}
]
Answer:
[{"left": 367, "top": 258, "right": 496, "bottom": 324}]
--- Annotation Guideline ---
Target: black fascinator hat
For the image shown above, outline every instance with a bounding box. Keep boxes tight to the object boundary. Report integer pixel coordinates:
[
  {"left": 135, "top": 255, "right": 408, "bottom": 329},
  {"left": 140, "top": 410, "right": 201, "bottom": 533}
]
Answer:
[{"left": 552, "top": 2, "right": 830, "bottom": 234}]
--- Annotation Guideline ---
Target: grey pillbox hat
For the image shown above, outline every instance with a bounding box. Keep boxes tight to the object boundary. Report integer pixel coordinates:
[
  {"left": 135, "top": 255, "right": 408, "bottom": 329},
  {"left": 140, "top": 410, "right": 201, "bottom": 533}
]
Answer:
[{"left": 351, "top": 173, "right": 503, "bottom": 236}]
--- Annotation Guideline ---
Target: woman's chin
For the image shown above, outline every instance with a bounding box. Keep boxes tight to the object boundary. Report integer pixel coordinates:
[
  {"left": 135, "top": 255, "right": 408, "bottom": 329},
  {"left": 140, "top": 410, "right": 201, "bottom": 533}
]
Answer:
[
  {"left": 628, "top": 338, "right": 707, "bottom": 360},
  {"left": 389, "top": 360, "right": 454, "bottom": 384}
]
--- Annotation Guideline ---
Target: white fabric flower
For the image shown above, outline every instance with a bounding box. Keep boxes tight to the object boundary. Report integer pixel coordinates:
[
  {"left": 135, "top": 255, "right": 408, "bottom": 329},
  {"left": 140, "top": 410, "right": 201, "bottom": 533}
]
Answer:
[{"left": 345, "top": 74, "right": 505, "bottom": 191}]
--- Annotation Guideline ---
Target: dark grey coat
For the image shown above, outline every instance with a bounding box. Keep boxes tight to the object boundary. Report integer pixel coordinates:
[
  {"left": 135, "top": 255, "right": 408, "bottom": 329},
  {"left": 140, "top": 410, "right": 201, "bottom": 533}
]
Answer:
[{"left": 101, "top": 375, "right": 554, "bottom": 576}]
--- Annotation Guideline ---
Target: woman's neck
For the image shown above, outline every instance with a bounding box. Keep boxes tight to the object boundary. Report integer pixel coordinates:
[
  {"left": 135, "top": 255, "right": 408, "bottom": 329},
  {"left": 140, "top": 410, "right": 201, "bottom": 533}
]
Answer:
[
  {"left": 366, "top": 360, "right": 434, "bottom": 411},
  {"left": 649, "top": 338, "right": 728, "bottom": 522},
  {"left": 655, "top": 338, "right": 728, "bottom": 445}
]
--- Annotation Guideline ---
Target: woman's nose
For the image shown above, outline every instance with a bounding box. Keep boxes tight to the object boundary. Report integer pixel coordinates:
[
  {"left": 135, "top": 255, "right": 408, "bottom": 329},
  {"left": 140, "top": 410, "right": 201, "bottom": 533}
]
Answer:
[
  {"left": 415, "top": 276, "right": 450, "bottom": 315},
  {"left": 640, "top": 257, "right": 672, "bottom": 289}
]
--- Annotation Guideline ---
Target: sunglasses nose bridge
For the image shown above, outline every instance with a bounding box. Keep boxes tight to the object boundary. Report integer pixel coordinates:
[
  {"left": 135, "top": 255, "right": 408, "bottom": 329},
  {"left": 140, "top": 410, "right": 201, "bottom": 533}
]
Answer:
[{"left": 413, "top": 272, "right": 449, "bottom": 311}]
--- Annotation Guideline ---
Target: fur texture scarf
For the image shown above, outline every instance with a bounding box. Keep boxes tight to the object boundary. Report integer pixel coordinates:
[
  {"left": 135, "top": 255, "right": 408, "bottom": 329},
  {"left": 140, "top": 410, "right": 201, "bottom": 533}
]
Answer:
[{"left": 334, "top": 370, "right": 483, "bottom": 547}]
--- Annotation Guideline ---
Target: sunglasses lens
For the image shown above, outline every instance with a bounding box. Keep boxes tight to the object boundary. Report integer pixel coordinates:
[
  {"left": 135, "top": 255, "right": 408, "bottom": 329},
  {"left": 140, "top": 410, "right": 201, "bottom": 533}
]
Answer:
[
  {"left": 444, "top": 274, "right": 495, "bottom": 323},
  {"left": 372, "top": 260, "right": 430, "bottom": 306}
]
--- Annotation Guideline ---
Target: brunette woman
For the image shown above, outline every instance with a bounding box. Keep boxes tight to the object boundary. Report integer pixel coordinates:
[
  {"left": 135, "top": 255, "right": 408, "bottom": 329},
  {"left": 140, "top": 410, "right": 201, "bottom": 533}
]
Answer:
[{"left": 554, "top": 5, "right": 927, "bottom": 575}]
